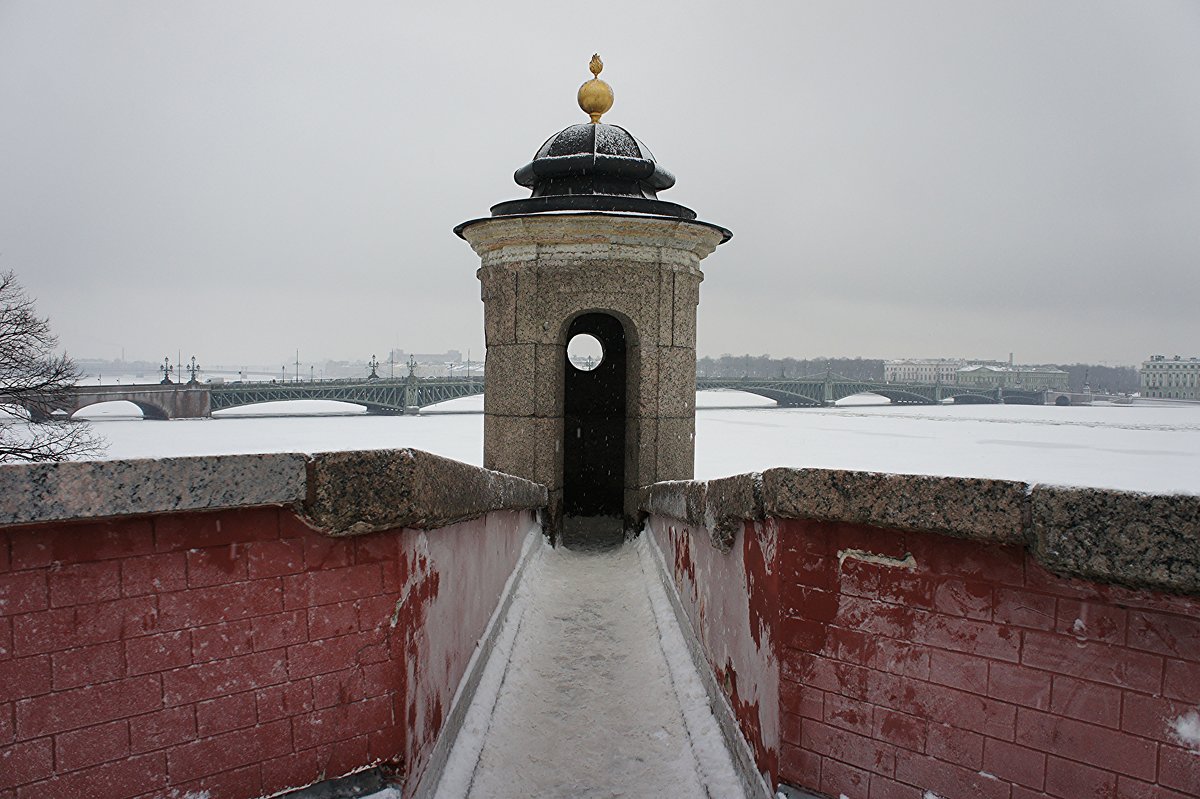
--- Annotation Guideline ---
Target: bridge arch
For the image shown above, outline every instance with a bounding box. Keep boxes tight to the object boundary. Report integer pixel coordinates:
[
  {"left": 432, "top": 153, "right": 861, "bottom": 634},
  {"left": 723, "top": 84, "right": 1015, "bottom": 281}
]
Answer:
[
  {"left": 694, "top": 380, "right": 824, "bottom": 407},
  {"left": 949, "top": 392, "right": 1000, "bottom": 405},
  {"left": 838, "top": 388, "right": 934, "bottom": 405},
  {"left": 747, "top": 388, "right": 823, "bottom": 407},
  {"left": 72, "top": 399, "right": 170, "bottom": 420},
  {"left": 211, "top": 399, "right": 369, "bottom": 417},
  {"left": 695, "top": 388, "right": 776, "bottom": 408}
]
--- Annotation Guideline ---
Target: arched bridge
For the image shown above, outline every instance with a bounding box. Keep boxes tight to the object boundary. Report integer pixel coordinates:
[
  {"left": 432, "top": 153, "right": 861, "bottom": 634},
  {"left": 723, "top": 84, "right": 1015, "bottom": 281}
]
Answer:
[
  {"left": 210, "top": 377, "right": 485, "bottom": 416},
  {"left": 48, "top": 375, "right": 1045, "bottom": 420},
  {"left": 43, "top": 377, "right": 486, "bottom": 420},
  {"left": 695, "top": 376, "right": 1046, "bottom": 407}
]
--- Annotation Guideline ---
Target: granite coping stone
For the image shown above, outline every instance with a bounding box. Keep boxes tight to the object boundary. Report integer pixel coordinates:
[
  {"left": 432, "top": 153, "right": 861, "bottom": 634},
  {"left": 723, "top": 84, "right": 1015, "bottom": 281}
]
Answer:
[
  {"left": 0, "top": 453, "right": 308, "bottom": 527},
  {"left": 642, "top": 467, "right": 1200, "bottom": 596},
  {"left": 644, "top": 474, "right": 760, "bottom": 553},
  {"left": 1029, "top": 486, "right": 1200, "bottom": 594},
  {"left": 0, "top": 449, "right": 547, "bottom": 537},
  {"left": 300, "top": 448, "right": 547, "bottom": 536},
  {"left": 761, "top": 468, "right": 1028, "bottom": 544}
]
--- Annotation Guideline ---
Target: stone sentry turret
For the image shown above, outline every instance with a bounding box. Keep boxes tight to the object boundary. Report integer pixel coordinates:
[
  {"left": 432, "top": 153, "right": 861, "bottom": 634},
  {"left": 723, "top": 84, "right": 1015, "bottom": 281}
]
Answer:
[{"left": 455, "top": 56, "right": 730, "bottom": 546}]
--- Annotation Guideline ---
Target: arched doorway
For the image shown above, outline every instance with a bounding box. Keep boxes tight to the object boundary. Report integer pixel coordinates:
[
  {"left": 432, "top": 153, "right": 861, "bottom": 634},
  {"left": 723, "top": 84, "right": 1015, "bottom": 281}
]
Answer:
[{"left": 562, "top": 312, "right": 627, "bottom": 548}]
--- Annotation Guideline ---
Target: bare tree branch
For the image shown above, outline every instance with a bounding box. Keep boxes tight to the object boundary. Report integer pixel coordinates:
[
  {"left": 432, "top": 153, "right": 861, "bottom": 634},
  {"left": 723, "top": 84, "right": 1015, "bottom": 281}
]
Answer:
[{"left": 0, "top": 271, "right": 105, "bottom": 462}]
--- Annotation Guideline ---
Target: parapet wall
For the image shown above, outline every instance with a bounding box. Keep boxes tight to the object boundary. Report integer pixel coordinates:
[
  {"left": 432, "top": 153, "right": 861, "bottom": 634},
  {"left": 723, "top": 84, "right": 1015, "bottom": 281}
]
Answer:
[
  {"left": 643, "top": 469, "right": 1200, "bottom": 799},
  {"left": 0, "top": 450, "right": 546, "bottom": 799}
]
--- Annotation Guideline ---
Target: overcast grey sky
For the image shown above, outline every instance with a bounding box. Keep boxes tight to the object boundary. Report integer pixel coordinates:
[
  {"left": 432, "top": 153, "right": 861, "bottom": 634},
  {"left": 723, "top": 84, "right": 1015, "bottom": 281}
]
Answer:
[{"left": 1, "top": 1, "right": 1197, "bottom": 367}]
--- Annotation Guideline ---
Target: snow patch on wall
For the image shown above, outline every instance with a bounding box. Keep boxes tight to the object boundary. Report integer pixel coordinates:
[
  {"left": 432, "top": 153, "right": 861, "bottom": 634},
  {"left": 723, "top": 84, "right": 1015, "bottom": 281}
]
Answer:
[{"left": 1171, "top": 710, "right": 1200, "bottom": 752}]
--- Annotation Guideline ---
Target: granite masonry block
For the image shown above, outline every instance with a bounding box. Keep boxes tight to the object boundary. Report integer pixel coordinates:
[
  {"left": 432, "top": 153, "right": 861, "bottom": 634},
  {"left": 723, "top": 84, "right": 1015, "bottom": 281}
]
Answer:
[
  {"left": 540, "top": 292, "right": 648, "bottom": 347},
  {"left": 671, "top": 271, "right": 701, "bottom": 348},
  {"left": 478, "top": 265, "right": 517, "bottom": 345},
  {"left": 657, "top": 346, "right": 699, "bottom": 417},
  {"left": 532, "top": 343, "right": 565, "bottom": 418},
  {"left": 483, "top": 415, "right": 562, "bottom": 490},
  {"left": 644, "top": 479, "right": 708, "bottom": 526},
  {"left": 513, "top": 268, "right": 541, "bottom": 342},
  {"left": 655, "top": 416, "right": 697, "bottom": 483},
  {"left": 1030, "top": 486, "right": 1200, "bottom": 594},
  {"left": 632, "top": 346, "right": 660, "bottom": 418},
  {"left": 482, "top": 414, "right": 537, "bottom": 478},
  {"left": 627, "top": 416, "right": 658, "bottom": 488},
  {"left": 644, "top": 473, "right": 761, "bottom": 551},
  {"left": 511, "top": 288, "right": 554, "bottom": 347},
  {"left": 0, "top": 454, "right": 307, "bottom": 527},
  {"left": 529, "top": 418, "right": 564, "bottom": 491},
  {"left": 482, "top": 344, "right": 536, "bottom": 416},
  {"left": 656, "top": 269, "right": 675, "bottom": 345},
  {"left": 761, "top": 468, "right": 1028, "bottom": 544},
  {"left": 300, "top": 449, "right": 546, "bottom": 536}
]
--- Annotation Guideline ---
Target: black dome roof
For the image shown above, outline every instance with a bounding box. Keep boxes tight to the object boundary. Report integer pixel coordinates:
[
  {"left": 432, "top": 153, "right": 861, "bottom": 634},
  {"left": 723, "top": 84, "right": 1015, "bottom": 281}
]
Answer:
[
  {"left": 515, "top": 123, "right": 675, "bottom": 192},
  {"left": 489, "top": 122, "right": 695, "bottom": 220}
]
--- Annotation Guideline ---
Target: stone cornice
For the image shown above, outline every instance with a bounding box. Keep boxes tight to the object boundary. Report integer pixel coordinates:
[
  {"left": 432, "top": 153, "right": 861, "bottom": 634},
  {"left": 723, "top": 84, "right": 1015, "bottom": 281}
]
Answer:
[
  {"left": 642, "top": 468, "right": 1200, "bottom": 595},
  {"left": 0, "top": 449, "right": 547, "bottom": 536},
  {"left": 460, "top": 213, "right": 726, "bottom": 261}
]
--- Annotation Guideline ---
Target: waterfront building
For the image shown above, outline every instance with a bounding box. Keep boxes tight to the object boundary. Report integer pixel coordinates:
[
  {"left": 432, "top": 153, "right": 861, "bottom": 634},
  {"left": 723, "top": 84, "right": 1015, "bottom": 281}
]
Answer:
[
  {"left": 884, "top": 358, "right": 966, "bottom": 383},
  {"left": 957, "top": 364, "right": 1069, "bottom": 390},
  {"left": 1141, "top": 354, "right": 1200, "bottom": 399}
]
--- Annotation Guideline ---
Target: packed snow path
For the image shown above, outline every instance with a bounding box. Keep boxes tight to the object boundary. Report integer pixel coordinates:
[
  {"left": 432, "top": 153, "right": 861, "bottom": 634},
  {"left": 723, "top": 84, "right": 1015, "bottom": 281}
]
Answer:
[{"left": 433, "top": 536, "right": 750, "bottom": 799}]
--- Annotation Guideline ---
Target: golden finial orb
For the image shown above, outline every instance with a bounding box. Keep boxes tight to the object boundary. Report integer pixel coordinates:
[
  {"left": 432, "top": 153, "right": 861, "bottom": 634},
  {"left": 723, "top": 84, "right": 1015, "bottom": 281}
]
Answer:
[{"left": 577, "top": 54, "right": 614, "bottom": 124}]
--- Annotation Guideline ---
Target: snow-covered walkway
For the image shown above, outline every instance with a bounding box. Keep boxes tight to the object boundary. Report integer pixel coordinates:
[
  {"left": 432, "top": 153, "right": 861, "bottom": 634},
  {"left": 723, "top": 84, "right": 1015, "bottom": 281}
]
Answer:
[{"left": 432, "top": 536, "right": 750, "bottom": 799}]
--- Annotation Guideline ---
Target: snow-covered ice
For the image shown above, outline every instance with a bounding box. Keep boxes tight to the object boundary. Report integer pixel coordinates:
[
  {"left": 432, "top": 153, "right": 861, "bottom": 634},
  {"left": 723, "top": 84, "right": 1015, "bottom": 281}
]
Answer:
[
  {"left": 693, "top": 402, "right": 1200, "bottom": 494},
  {"left": 432, "top": 536, "right": 748, "bottom": 799},
  {"left": 72, "top": 397, "right": 1200, "bottom": 495}
]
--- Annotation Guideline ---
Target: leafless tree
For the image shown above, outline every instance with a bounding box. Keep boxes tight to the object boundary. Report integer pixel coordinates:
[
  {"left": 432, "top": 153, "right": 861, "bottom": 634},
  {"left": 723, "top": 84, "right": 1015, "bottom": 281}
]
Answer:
[{"left": 0, "top": 271, "right": 104, "bottom": 462}]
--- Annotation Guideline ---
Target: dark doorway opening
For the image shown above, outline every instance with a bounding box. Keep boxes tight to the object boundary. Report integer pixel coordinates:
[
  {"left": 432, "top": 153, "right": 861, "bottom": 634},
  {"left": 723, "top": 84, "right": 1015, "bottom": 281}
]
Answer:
[{"left": 562, "top": 312, "right": 627, "bottom": 549}]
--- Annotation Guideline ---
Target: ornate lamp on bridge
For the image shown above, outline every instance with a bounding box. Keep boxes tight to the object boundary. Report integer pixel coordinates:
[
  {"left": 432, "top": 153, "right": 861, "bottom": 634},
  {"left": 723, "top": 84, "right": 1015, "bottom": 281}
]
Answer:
[
  {"left": 367, "top": 355, "right": 381, "bottom": 381},
  {"left": 186, "top": 356, "right": 201, "bottom": 386},
  {"left": 455, "top": 55, "right": 731, "bottom": 544},
  {"left": 159, "top": 357, "right": 174, "bottom": 384}
]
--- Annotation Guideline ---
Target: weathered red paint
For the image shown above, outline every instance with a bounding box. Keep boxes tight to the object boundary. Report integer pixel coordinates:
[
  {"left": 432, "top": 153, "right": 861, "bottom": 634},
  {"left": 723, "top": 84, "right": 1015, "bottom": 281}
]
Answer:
[
  {"left": 0, "top": 506, "right": 534, "bottom": 798},
  {"left": 648, "top": 513, "right": 1200, "bottom": 799},
  {"left": 648, "top": 517, "right": 780, "bottom": 786}
]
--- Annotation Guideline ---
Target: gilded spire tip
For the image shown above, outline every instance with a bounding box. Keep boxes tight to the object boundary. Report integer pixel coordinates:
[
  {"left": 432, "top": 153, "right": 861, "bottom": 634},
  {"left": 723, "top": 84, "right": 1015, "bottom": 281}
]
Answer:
[{"left": 578, "top": 53, "right": 614, "bottom": 124}]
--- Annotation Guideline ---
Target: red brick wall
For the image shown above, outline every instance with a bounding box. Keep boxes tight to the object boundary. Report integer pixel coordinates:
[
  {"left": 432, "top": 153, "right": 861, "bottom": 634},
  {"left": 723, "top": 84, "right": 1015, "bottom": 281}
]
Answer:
[
  {"left": 0, "top": 506, "right": 534, "bottom": 799},
  {"left": 649, "top": 515, "right": 1200, "bottom": 799}
]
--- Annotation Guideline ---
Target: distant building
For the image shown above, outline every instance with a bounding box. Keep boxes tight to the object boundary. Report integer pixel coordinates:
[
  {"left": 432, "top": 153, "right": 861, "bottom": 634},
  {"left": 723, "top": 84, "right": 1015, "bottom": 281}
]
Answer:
[
  {"left": 956, "top": 364, "right": 1068, "bottom": 391},
  {"left": 884, "top": 359, "right": 965, "bottom": 383},
  {"left": 391, "top": 349, "right": 464, "bottom": 364},
  {"left": 1141, "top": 355, "right": 1200, "bottom": 400}
]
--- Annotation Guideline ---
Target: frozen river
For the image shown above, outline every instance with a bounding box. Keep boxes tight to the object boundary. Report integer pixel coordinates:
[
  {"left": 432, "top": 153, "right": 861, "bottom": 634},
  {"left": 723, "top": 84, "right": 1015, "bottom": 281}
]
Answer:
[{"left": 74, "top": 393, "right": 1200, "bottom": 495}]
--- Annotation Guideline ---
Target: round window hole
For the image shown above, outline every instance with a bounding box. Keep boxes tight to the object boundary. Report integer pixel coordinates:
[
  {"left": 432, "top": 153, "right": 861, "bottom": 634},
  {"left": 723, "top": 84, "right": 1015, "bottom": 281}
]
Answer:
[{"left": 567, "top": 333, "right": 604, "bottom": 371}]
